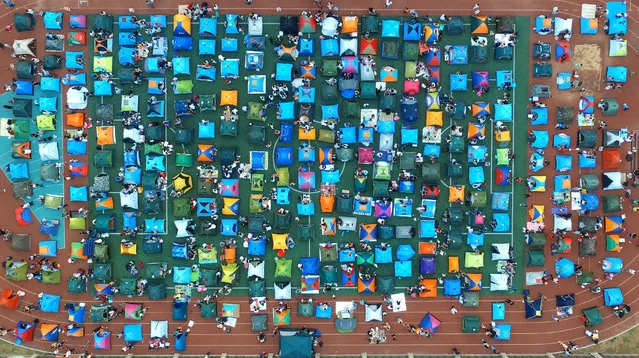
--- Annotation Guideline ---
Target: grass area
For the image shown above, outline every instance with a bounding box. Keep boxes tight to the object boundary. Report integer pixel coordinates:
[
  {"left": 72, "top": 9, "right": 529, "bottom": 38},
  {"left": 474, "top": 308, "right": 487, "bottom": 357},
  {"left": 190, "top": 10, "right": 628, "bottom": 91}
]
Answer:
[
  {"left": 84, "top": 14, "right": 529, "bottom": 297},
  {"left": 578, "top": 326, "right": 639, "bottom": 354},
  {"left": 0, "top": 338, "right": 40, "bottom": 356}
]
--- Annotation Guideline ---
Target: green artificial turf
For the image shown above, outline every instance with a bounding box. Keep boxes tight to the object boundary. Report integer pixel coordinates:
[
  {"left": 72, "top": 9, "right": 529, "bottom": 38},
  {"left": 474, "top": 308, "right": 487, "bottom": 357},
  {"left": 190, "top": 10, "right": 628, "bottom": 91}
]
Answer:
[{"left": 85, "top": 15, "right": 530, "bottom": 297}]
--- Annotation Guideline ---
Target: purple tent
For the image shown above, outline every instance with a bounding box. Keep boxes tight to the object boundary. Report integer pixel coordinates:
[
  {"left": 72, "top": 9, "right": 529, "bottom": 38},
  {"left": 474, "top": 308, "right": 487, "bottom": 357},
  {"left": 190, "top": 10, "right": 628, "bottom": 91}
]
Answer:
[{"left": 420, "top": 256, "right": 436, "bottom": 274}]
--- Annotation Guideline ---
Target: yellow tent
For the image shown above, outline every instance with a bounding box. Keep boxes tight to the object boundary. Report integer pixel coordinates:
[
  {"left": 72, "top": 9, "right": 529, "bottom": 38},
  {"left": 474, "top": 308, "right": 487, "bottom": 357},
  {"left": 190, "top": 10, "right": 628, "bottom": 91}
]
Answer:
[
  {"left": 272, "top": 233, "right": 289, "bottom": 250},
  {"left": 220, "top": 90, "right": 238, "bottom": 106},
  {"left": 426, "top": 111, "right": 443, "bottom": 126},
  {"left": 449, "top": 185, "right": 465, "bottom": 203},
  {"left": 172, "top": 172, "right": 193, "bottom": 194},
  {"left": 495, "top": 130, "right": 511, "bottom": 143},
  {"left": 173, "top": 14, "right": 192, "bottom": 35}
]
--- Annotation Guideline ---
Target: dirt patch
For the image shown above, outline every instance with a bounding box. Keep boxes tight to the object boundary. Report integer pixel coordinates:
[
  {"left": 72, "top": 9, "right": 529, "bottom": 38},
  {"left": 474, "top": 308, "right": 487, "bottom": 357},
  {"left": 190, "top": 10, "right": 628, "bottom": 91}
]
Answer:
[{"left": 573, "top": 44, "right": 602, "bottom": 90}]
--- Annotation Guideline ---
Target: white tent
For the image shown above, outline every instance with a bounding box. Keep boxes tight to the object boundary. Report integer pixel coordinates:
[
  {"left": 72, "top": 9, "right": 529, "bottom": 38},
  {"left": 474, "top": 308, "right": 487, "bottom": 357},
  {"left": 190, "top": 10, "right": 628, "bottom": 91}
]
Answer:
[
  {"left": 602, "top": 172, "right": 623, "bottom": 190},
  {"left": 554, "top": 18, "right": 573, "bottom": 37},
  {"left": 248, "top": 17, "right": 263, "bottom": 36},
  {"left": 581, "top": 4, "right": 597, "bottom": 19},
  {"left": 174, "top": 219, "right": 192, "bottom": 237},
  {"left": 123, "top": 128, "right": 142, "bottom": 143},
  {"left": 321, "top": 17, "right": 339, "bottom": 37},
  {"left": 339, "top": 38, "right": 358, "bottom": 56},
  {"left": 335, "top": 301, "right": 356, "bottom": 318},
  {"left": 274, "top": 282, "right": 291, "bottom": 300},
  {"left": 490, "top": 273, "right": 509, "bottom": 291},
  {"left": 553, "top": 214, "right": 573, "bottom": 232},
  {"left": 66, "top": 86, "right": 89, "bottom": 110},
  {"left": 338, "top": 216, "right": 357, "bottom": 231},
  {"left": 364, "top": 303, "right": 383, "bottom": 322},
  {"left": 491, "top": 243, "right": 511, "bottom": 261},
  {"left": 13, "top": 38, "right": 35, "bottom": 56},
  {"left": 120, "top": 190, "right": 139, "bottom": 210},
  {"left": 150, "top": 320, "right": 168, "bottom": 338},
  {"left": 38, "top": 141, "right": 59, "bottom": 161},
  {"left": 525, "top": 271, "right": 544, "bottom": 286},
  {"left": 247, "top": 260, "right": 265, "bottom": 280},
  {"left": 250, "top": 296, "right": 267, "bottom": 312},
  {"left": 390, "top": 293, "right": 407, "bottom": 312}
]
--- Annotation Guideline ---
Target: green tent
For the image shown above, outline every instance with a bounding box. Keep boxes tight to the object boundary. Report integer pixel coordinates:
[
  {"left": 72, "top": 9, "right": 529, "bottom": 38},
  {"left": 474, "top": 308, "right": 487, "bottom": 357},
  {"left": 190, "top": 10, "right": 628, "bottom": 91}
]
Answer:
[
  {"left": 297, "top": 301, "right": 314, "bottom": 317},
  {"left": 462, "top": 315, "right": 481, "bottom": 333},
  {"left": 403, "top": 42, "right": 419, "bottom": 61},
  {"left": 175, "top": 129, "right": 194, "bottom": 144},
  {"left": 249, "top": 280, "right": 266, "bottom": 297},
  {"left": 148, "top": 281, "right": 167, "bottom": 300},
  {"left": 93, "top": 263, "right": 112, "bottom": 282},
  {"left": 525, "top": 233, "right": 546, "bottom": 248},
  {"left": 359, "top": 82, "right": 377, "bottom": 99},
  {"left": 373, "top": 180, "right": 389, "bottom": 197},
  {"left": 90, "top": 304, "right": 111, "bottom": 322},
  {"left": 69, "top": 217, "right": 85, "bottom": 230},
  {"left": 446, "top": 163, "right": 463, "bottom": 177},
  {"left": 118, "top": 277, "right": 137, "bottom": 296},
  {"left": 95, "top": 214, "right": 115, "bottom": 233},
  {"left": 470, "top": 191, "right": 487, "bottom": 207},
  {"left": 36, "top": 114, "right": 56, "bottom": 131},
  {"left": 13, "top": 119, "right": 31, "bottom": 139},
  {"left": 447, "top": 230, "right": 463, "bottom": 248},
  {"left": 248, "top": 124, "right": 266, "bottom": 144},
  {"left": 6, "top": 260, "right": 28, "bottom": 281},
  {"left": 336, "top": 147, "right": 354, "bottom": 162},
  {"left": 11, "top": 233, "right": 31, "bottom": 251},
  {"left": 279, "top": 329, "right": 314, "bottom": 358},
  {"left": 247, "top": 102, "right": 263, "bottom": 121},
  {"left": 199, "top": 268, "right": 216, "bottom": 285},
  {"left": 578, "top": 216, "right": 597, "bottom": 233},
  {"left": 601, "top": 98, "right": 619, "bottom": 116},
  {"left": 376, "top": 276, "right": 395, "bottom": 295},
  {"left": 580, "top": 174, "right": 600, "bottom": 191},
  {"left": 42, "top": 270, "right": 61, "bottom": 284},
  {"left": 67, "top": 276, "right": 87, "bottom": 293},
  {"left": 201, "top": 301, "right": 217, "bottom": 318},
  {"left": 421, "top": 163, "right": 441, "bottom": 184},
  {"left": 145, "top": 142, "right": 163, "bottom": 155},
  {"left": 556, "top": 106, "right": 574, "bottom": 124},
  {"left": 218, "top": 147, "right": 237, "bottom": 166},
  {"left": 357, "top": 252, "right": 374, "bottom": 266},
  {"left": 298, "top": 225, "right": 315, "bottom": 240},
  {"left": 173, "top": 198, "right": 191, "bottom": 217},
  {"left": 220, "top": 121, "right": 238, "bottom": 137},
  {"left": 461, "top": 291, "right": 480, "bottom": 307},
  {"left": 583, "top": 306, "right": 603, "bottom": 327},
  {"left": 378, "top": 225, "right": 394, "bottom": 240},
  {"left": 251, "top": 314, "right": 268, "bottom": 331},
  {"left": 579, "top": 239, "right": 596, "bottom": 257},
  {"left": 362, "top": 15, "right": 378, "bottom": 33},
  {"left": 526, "top": 250, "right": 545, "bottom": 266},
  {"left": 248, "top": 215, "right": 264, "bottom": 233},
  {"left": 464, "top": 252, "right": 484, "bottom": 268},
  {"left": 199, "top": 94, "right": 216, "bottom": 111},
  {"left": 496, "top": 16, "right": 515, "bottom": 32},
  {"left": 146, "top": 126, "right": 164, "bottom": 141},
  {"left": 470, "top": 46, "right": 488, "bottom": 64},
  {"left": 447, "top": 16, "right": 463, "bottom": 35},
  {"left": 274, "top": 259, "right": 292, "bottom": 281},
  {"left": 43, "top": 55, "right": 62, "bottom": 70},
  {"left": 176, "top": 153, "right": 193, "bottom": 167},
  {"left": 374, "top": 162, "right": 390, "bottom": 180},
  {"left": 381, "top": 41, "right": 399, "bottom": 60},
  {"left": 251, "top": 173, "right": 264, "bottom": 192},
  {"left": 14, "top": 13, "right": 35, "bottom": 32},
  {"left": 16, "top": 60, "right": 36, "bottom": 79},
  {"left": 449, "top": 136, "right": 465, "bottom": 153},
  {"left": 378, "top": 94, "right": 396, "bottom": 112},
  {"left": 602, "top": 194, "right": 622, "bottom": 213},
  {"left": 94, "top": 150, "right": 113, "bottom": 168},
  {"left": 495, "top": 148, "right": 510, "bottom": 165},
  {"left": 342, "top": 101, "right": 360, "bottom": 118},
  {"left": 275, "top": 213, "right": 291, "bottom": 229},
  {"left": 318, "top": 129, "right": 334, "bottom": 143},
  {"left": 175, "top": 80, "right": 193, "bottom": 94},
  {"left": 335, "top": 318, "right": 357, "bottom": 333},
  {"left": 577, "top": 272, "right": 593, "bottom": 286},
  {"left": 321, "top": 60, "right": 338, "bottom": 76},
  {"left": 578, "top": 130, "right": 597, "bottom": 148},
  {"left": 322, "top": 82, "right": 339, "bottom": 103},
  {"left": 94, "top": 15, "right": 113, "bottom": 32},
  {"left": 337, "top": 193, "right": 353, "bottom": 213},
  {"left": 320, "top": 265, "right": 338, "bottom": 285},
  {"left": 146, "top": 262, "right": 168, "bottom": 279},
  {"left": 119, "top": 68, "right": 135, "bottom": 84},
  {"left": 13, "top": 98, "right": 33, "bottom": 118}
]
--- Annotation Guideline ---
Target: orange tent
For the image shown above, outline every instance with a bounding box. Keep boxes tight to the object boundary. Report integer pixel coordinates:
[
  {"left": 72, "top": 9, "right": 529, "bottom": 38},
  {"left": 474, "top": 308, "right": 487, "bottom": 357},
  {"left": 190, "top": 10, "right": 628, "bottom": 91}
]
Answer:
[
  {"left": 449, "top": 185, "right": 465, "bottom": 203},
  {"left": 418, "top": 279, "right": 437, "bottom": 298},
  {"left": 602, "top": 149, "right": 621, "bottom": 169},
  {"left": 426, "top": 111, "right": 443, "bottom": 126},
  {"left": 66, "top": 113, "right": 85, "bottom": 128},
  {"left": 341, "top": 16, "right": 358, "bottom": 33},
  {"left": 320, "top": 194, "right": 335, "bottom": 213},
  {"left": 0, "top": 289, "right": 21, "bottom": 310},
  {"left": 14, "top": 142, "right": 31, "bottom": 159},
  {"left": 419, "top": 242, "right": 437, "bottom": 255},
  {"left": 219, "top": 90, "right": 238, "bottom": 106},
  {"left": 298, "top": 127, "right": 316, "bottom": 140},
  {"left": 448, "top": 256, "right": 460, "bottom": 272},
  {"left": 96, "top": 126, "right": 116, "bottom": 145},
  {"left": 465, "top": 273, "right": 483, "bottom": 291},
  {"left": 224, "top": 247, "right": 236, "bottom": 263}
]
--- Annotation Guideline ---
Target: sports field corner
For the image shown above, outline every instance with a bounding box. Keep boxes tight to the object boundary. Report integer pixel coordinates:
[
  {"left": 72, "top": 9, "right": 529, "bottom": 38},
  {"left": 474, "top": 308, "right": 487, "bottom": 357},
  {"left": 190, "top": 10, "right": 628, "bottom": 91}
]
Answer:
[{"left": 0, "top": 0, "right": 637, "bottom": 357}]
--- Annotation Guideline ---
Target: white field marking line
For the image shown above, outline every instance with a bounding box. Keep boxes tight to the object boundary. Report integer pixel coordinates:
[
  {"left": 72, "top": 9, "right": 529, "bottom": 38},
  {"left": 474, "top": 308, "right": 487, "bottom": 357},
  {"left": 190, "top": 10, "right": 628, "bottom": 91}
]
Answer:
[{"left": 511, "top": 22, "right": 517, "bottom": 247}]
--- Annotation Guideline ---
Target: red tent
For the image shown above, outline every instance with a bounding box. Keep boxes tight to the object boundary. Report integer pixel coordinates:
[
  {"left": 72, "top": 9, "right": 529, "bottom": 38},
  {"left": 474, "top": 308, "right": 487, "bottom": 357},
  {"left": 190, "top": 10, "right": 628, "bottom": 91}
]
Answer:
[{"left": 360, "top": 38, "right": 379, "bottom": 55}]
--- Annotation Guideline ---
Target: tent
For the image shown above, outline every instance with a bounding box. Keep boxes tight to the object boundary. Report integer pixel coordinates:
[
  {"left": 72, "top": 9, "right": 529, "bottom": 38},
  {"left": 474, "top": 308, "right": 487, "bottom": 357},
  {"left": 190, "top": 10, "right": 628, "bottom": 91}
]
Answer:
[
  {"left": 419, "top": 313, "right": 442, "bottom": 334},
  {"left": 280, "top": 329, "right": 313, "bottom": 358},
  {"left": 583, "top": 306, "right": 603, "bottom": 327},
  {"left": 604, "top": 287, "right": 624, "bottom": 306}
]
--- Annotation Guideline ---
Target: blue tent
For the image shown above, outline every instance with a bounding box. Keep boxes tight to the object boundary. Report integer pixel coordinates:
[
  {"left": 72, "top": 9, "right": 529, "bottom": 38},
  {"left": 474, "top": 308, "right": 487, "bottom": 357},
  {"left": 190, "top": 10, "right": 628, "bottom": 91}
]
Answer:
[
  {"left": 39, "top": 293, "right": 60, "bottom": 313},
  {"left": 555, "top": 155, "right": 572, "bottom": 172},
  {"left": 123, "top": 324, "right": 143, "bottom": 342},
  {"left": 67, "top": 140, "right": 86, "bottom": 155},
  {"left": 423, "top": 144, "right": 440, "bottom": 158},
  {"left": 173, "top": 57, "right": 191, "bottom": 75},
  {"left": 529, "top": 151, "right": 545, "bottom": 172},
  {"left": 198, "top": 122, "right": 215, "bottom": 138},
  {"left": 396, "top": 244, "right": 416, "bottom": 261},
  {"left": 221, "top": 38, "right": 238, "bottom": 52},
  {"left": 225, "top": 14, "right": 240, "bottom": 34},
  {"left": 494, "top": 103, "right": 512, "bottom": 121},
  {"left": 15, "top": 80, "right": 33, "bottom": 95},
  {"left": 276, "top": 63, "right": 294, "bottom": 81},
  {"left": 150, "top": 15, "right": 167, "bottom": 28},
  {"left": 299, "top": 38, "right": 315, "bottom": 56},
  {"left": 196, "top": 66, "right": 216, "bottom": 81},
  {"left": 300, "top": 257, "right": 320, "bottom": 275},
  {"left": 94, "top": 80, "right": 112, "bottom": 96},
  {"left": 199, "top": 17, "right": 217, "bottom": 36},
  {"left": 467, "top": 231, "right": 485, "bottom": 248},
  {"left": 381, "top": 20, "right": 400, "bottom": 38},
  {"left": 275, "top": 147, "right": 294, "bottom": 166},
  {"left": 496, "top": 70, "right": 515, "bottom": 89},
  {"left": 403, "top": 22, "right": 422, "bottom": 41},
  {"left": 469, "top": 166, "right": 485, "bottom": 187},
  {"left": 374, "top": 246, "right": 393, "bottom": 264},
  {"left": 606, "top": 2, "right": 628, "bottom": 35},
  {"left": 124, "top": 167, "right": 142, "bottom": 185},
  {"left": 419, "top": 220, "right": 436, "bottom": 238},
  {"left": 297, "top": 86, "right": 316, "bottom": 103},
  {"left": 65, "top": 52, "right": 84, "bottom": 70},
  {"left": 530, "top": 108, "right": 548, "bottom": 125},
  {"left": 580, "top": 18, "right": 598, "bottom": 34},
  {"left": 146, "top": 155, "right": 166, "bottom": 171},
  {"left": 280, "top": 123, "right": 293, "bottom": 143},
  {"left": 394, "top": 261, "right": 412, "bottom": 278},
  {"left": 41, "top": 77, "right": 60, "bottom": 92},
  {"left": 122, "top": 212, "right": 136, "bottom": 230},
  {"left": 248, "top": 236, "right": 266, "bottom": 255},
  {"left": 492, "top": 302, "right": 506, "bottom": 320},
  {"left": 581, "top": 194, "right": 599, "bottom": 211},
  {"left": 173, "top": 301, "right": 188, "bottom": 320},
  {"left": 315, "top": 305, "right": 332, "bottom": 319},
  {"left": 602, "top": 257, "right": 623, "bottom": 273},
  {"left": 174, "top": 331, "right": 187, "bottom": 351},
  {"left": 199, "top": 39, "right": 216, "bottom": 55},
  {"left": 320, "top": 38, "right": 339, "bottom": 56},
  {"left": 339, "top": 248, "right": 356, "bottom": 263},
  {"left": 449, "top": 45, "right": 468, "bottom": 65},
  {"left": 443, "top": 279, "right": 461, "bottom": 297},
  {"left": 144, "top": 218, "right": 165, "bottom": 233},
  {"left": 40, "top": 97, "right": 57, "bottom": 112},
  {"left": 118, "top": 47, "right": 136, "bottom": 66},
  {"left": 220, "top": 59, "right": 239, "bottom": 77},
  {"left": 321, "top": 104, "right": 339, "bottom": 120},
  {"left": 468, "top": 145, "right": 488, "bottom": 163},
  {"left": 449, "top": 73, "right": 468, "bottom": 91},
  {"left": 557, "top": 72, "right": 572, "bottom": 90},
  {"left": 69, "top": 186, "right": 88, "bottom": 201},
  {"left": 173, "top": 267, "right": 191, "bottom": 284},
  {"left": 491, "top": 192, "right": 511, "bottom": 211},
  {"left": 525, "top": 298, "right": 543, "bottom": 319},
  {"left": 173, "top": 36, "right": 193, "bottom": 51},
  {"left": 68, "top": 303, "right": 86, "bottom": 323},
  {"left": 401, "top": 128, "right": 418, "bottom": 145},
  {"left": 494, "top": 324, "right": 511, "bottom": 340},
  {"left": 530, "top": 130, "right": 548, "bottom": 148},
  {"left": 555, "top": 258, "right": 575, "bottom": 278},
  {"left": 553, "top": 133, "right": 571, "bottom": 149},
  {"left": 278, "top": 101, "right": 295, "bottom": 120},
  {"left": 119, "top": 16, "right": 138, "bottom": 30},
  {"left": 118, "top": 32, "right": 140, "bottom": 46},
  {"left": 9, "top": 162, "right": 29, "bottom": 181},
  {"left": 321, "top": 170, "right": 340, "bottom": 184},
  {"left": 493, "top": 213, "right": 510, "bottom": 232},
  {"left": 122, "top": 150, "right": 139, "bottom": 166},
  {"left": 603, "top": 287, "right": 624, "bottom": 306},
  {"left": 276, "top": 187, "right": 290, "bottom": 204},
  {"left": 401, "top": 99, "right": 419, "bottom": 123},
  {"left": 606, "top": 66, "right": 627, "bottom": 83},
  {"left": 221, "top": 219, "right": 238, "bottom": 236},
  {"left": 44, "top": 11, "right": 62, "bottom": 30}
]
